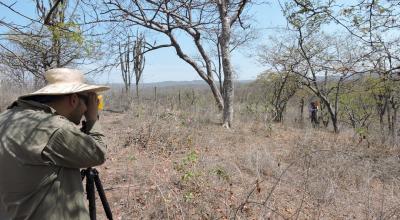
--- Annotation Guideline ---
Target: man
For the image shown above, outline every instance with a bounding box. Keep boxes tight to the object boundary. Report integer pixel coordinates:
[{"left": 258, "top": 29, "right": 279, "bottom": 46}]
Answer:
[
  {"left": 0, "top": 68, "right": 110, "bottom": 219},
  {"left": 309, "top": 101, "right": 319, "bottom": 127}
]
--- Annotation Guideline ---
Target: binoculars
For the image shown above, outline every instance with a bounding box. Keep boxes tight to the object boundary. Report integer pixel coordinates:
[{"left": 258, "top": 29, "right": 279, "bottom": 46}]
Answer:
[{"left": 97, "top": 95, "right": 104, "bottom": 110}]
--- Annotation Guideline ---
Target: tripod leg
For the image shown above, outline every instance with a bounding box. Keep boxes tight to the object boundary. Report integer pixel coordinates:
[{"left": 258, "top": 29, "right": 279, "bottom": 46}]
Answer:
[
  {"left": 86, "top": 169, "right": 96, "bottom": 220},
  {"left": 81, "top": 169, "right": 86, "bottom": 181},
  {"left": 93, "top": 172, "right": 113, "bottom": 220}
]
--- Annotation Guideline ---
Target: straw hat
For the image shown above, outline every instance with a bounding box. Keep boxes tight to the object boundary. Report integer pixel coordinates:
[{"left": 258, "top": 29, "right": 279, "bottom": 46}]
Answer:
[{"left": 19, "top": 68, "right": 110, "bottom": 98}]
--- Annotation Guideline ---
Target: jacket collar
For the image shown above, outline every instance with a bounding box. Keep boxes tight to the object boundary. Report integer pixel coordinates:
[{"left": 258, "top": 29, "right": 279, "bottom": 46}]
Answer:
[{"left": 8, "top": 99, "right": 57, "bottom": 114}]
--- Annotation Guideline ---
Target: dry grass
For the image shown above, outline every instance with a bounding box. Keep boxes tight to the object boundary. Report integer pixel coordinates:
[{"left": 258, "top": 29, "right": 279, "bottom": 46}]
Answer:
[
  {"left": 94, "top": 98, "right": 400, "bottom": 220},
  {"left": 1, "top": 85, "right": 400, "bottom": 219}
]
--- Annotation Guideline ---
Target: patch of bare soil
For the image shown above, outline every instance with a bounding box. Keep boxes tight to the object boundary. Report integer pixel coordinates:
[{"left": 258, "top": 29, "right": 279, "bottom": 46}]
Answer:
[{"left": 90, "top": 110, "right": 400, "bottom": 219}]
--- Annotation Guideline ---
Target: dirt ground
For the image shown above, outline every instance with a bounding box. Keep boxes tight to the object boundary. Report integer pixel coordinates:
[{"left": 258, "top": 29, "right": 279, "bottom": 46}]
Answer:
[{"left": 91, "top": 109, "right": 400, "bottom": 220}]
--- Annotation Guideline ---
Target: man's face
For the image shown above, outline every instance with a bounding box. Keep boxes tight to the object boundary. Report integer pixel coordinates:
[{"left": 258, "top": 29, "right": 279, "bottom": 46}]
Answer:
[{"left": 69, "top": 93, "right": 88, "bottom": 125}]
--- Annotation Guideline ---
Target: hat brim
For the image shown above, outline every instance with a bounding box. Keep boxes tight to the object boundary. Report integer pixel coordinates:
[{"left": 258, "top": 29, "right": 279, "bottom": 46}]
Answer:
[{"left": 19, "top": 82, "right": 110, "bottom": 99}]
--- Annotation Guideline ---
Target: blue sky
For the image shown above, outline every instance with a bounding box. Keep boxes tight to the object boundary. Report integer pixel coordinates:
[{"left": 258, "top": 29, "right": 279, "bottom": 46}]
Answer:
[
  {"left": 103, "top": 1, "right": 288, "bottom": 83},
  {"left": 0, "top": 1, "right": 288, "bottom": 83}
]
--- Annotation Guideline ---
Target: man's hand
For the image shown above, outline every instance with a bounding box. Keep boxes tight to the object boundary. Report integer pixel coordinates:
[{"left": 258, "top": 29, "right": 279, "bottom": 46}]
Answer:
[{"left": 85, "top": 92, "right": 99, "bottom": 122}]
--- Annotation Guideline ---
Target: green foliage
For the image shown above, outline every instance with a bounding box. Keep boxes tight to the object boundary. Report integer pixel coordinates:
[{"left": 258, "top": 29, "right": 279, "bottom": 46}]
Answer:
[
  {"left": 253, "top": 71, "right": 300, "bottom": 122},
  {"left": 364, "top": 77, "right": 385, "bottom": 94},
  {"left": 176, "top": 151, "right": 199, "bottom": 182},
  {"left": 256, "top": 71, "right": 300, "bottom": 102},
  {"left": 127, "top": 155, "right": 136, "bottom": 161},
  {"left": 4, "top": 19, "right": 92, "bottom": 83},
  {"left": 48, "top": 21, "right": 84, "bottom": 45},
  {"left": 182, "top": 170, "right": 196, "bottom": 182},
  {"left": 211, "top": 166, "right": 230, "bottom": 182},
  {"left": 338, "top": 76, "right": 384, "bottom": 130},
  {"left": 184, "top": 150, "right": 198, "bottom": 165},
  {"left": 355, "top": 127, "right": 368, "bottom": 137},
  {"left": 183, "top": 192, "right": 194, "bottom": 202},
  {"left": 173, "top": 150, "right": 202, "bottom": 202},
  {"left": 283, "top": 0, "right": 333, "bottom": 31},
  {"left": 174, "top": 150, "right": 198, "bottom": 173},
  {"left": 243, "top": 103, "right": 268, "bottom": 115}
]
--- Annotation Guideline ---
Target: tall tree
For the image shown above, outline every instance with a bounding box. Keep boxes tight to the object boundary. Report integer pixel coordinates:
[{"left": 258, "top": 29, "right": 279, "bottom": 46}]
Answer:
[
  {"left": 0, "top": 0, "right": 104, "bottom": 86},
  {"left": 133, "top": 33, "right": 146, "bottom": 99},
  {"left": 119, "top": 33, "right": 146, "bottom": 97},
  {"left": 102, "top": 0, "right": 251, "bottom": 128},
  {"left": 119, "top": 36, "right": 133, "bottom": 94}
]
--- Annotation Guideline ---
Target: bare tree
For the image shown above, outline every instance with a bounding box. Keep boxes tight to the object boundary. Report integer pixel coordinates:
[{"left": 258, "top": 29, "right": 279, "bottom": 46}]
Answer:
[
  {"left": 133, "top": 33, "right": 146, "bottom": 99},
  {"left": 119, "top": 33, "right": 146, "bottom": 98},
  {"left": 119, "top": 36, "right": 133, "bottom": 94},
  {"left": 217, "top": 0, "right": 249, "bottom": 127},
  {"left": 205, "top": 9, "right": 256, "bottom": 104},
  {"left": 0, "top": 0, "right": 106, "bottom": 86},
  {"left": 101, "top": 0, "right": 252, "bottom": 128}
]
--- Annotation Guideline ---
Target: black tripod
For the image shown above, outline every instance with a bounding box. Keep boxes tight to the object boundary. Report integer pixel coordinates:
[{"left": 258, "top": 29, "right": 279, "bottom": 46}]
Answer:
[{"left": 81, "top": 167, "right": 113, "bottom": 220}]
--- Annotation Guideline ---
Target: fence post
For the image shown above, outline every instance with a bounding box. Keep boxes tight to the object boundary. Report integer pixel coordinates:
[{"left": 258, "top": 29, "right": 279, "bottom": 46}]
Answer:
[
  {"left": 154, "top": 86, "right": 157, "bottom": 102},
  {"left": 178, "top": 90, "right": 181, "bottom": 108}
]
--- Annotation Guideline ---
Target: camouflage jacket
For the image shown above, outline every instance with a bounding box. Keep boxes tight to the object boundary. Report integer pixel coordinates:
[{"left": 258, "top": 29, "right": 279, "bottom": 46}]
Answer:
[{"left": 0, "top": 99, "right": 107, "bottom": 220}]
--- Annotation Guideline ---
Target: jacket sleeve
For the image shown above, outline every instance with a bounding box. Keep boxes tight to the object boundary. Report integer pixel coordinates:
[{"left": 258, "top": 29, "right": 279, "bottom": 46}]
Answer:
[{"left": 41, "top": 122, "right": 107, "bottom": 168}]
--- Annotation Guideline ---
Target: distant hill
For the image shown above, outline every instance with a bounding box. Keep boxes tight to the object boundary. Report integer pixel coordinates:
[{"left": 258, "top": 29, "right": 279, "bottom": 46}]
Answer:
[
  {"left": 143, "top": 80, "right": 207, "bottom": 88},
  {"left": 144, "top": 79, "right": 253, "bottom": 87},
  {"left": 106, "top": 79, "right": 254, "bottom": 89}
]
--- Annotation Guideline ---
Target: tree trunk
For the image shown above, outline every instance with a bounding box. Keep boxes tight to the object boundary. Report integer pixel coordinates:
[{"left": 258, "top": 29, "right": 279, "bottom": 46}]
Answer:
[
  {"left": 274, "top": 106, "right": 284, "bottom": 123},
  {"left": 325, "top": 103, "right": 339, "bottom": 133},
  {"left": 393, "top": 106, "right": 398, "bottom": 144},
  {"left": 379, "top": 113, "right": 384, "bottom": 132},
  {"left": 217, "top": 39, "right": 224, "bottom": 93},
  {"left": 387, "top": 100, "right": 393, "bottom": 138},
  {"left": 218, "top": 1, "right": 234, "bottom": 128},
  {"left": 154, "top": 86, "right": 157, "bottom": 102},
  {"left": 178, "top": 90, "right": 181, "bottom": 108},
  {"left": 376, "top": 96, "right": 387, "bottom": 140},
  {"left": 299, "top": 98, "right": 304, "bottom": 126},
  {"left": 136, "top": 82, "right": 139, "bottom": 99},
  {"left": 332, "top": 116, "right": 339, "bottom": 133},
  {"left": 206, "top": 79, "right": 224, "bottom": 110},
  {"left": 321, "top": 97, "right": 339, "bottom": 133},
  {"left": 222, "top": 61, "right": 234, "bottom": 128},
  {"left": 390, "top": 96, "right": 398, "bottom": 144}
]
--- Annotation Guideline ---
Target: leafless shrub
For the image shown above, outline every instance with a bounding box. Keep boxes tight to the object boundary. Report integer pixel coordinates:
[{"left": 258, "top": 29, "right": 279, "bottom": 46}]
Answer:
[{"left": 0, "top": 78, "right": 33, "bottom": 110}]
